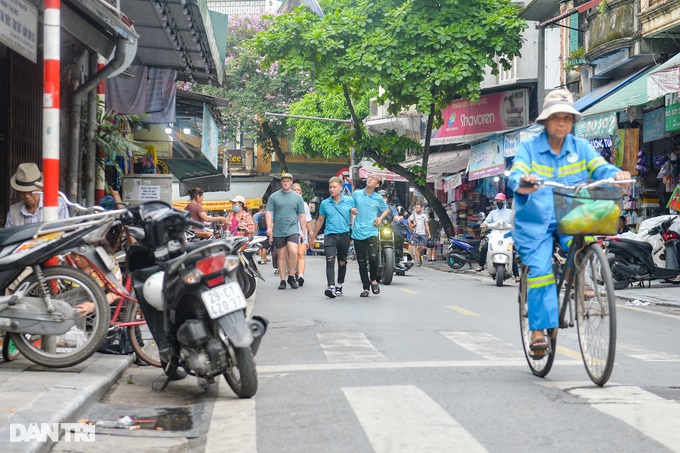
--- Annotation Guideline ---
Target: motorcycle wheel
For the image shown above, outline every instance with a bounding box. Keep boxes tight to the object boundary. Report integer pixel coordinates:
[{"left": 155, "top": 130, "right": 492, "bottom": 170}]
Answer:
[
  {"left": 608, "top": 257, "right": 631, "bottom": 290},
  {"left": 447, "top": 252, "right": 465, "bottom": 270},
  {"left": 382, "top": 247, "right": 394, "bottom": 285},
  {"left": 237, "top": 267, "right": 256, "bottom": 299},
  {"left": 495, "top": 264, "right": 505, "bottom": 287},
  {"left": 9, "top": 266, "right": 110, "bottom": 368},
  {"left": 223, "top": 346, "right": 258, "bottom": 399}
]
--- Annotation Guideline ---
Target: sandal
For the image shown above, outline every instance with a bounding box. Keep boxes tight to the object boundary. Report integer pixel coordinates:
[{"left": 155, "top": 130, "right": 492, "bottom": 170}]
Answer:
[
  {"left": 583, "top": 287, "right": 596, "bottom": 299},
  {"left": 529, "top": 337, "right": 549, "bottom": 351},
  {"left": 515, "top": 277, "right": 521, "bottom": 283},
  {"left": 360, "top": 290, "right": 370, "bottom": 297},
  {"left": 371, "top": 283, "right": 380, "bottom": 294}
]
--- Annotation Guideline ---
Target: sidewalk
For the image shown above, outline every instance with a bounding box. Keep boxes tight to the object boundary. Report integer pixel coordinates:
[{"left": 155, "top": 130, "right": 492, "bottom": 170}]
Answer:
[
  {"left": 429, "top": 257, "right": 680, "bottom": 308},
  {"left": 0, "top": 353, "right": 131, "bottom": 453}
]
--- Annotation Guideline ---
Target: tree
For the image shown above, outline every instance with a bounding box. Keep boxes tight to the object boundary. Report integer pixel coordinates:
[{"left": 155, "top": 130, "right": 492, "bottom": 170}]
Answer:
[
  {"left": 252, "top": 0, "right": 526, "bottom": 236},
  {"left": 196, "top": 14, "right": 313, "bottom": 171}
]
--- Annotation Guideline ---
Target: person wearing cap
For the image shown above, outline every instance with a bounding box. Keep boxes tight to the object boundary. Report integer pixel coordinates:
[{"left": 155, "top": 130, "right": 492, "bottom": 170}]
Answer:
[
  {"left": 184, "top": 187, "right": 229, "bottom": 239},
  {"left": 225, "top": 195, "right": 254, "bottom": 237},
  {"left": 6, "top": 163, "right": 70, "bottom": 227},
  {"left": 266, "top": 172, "right": 306, "bottom": 290},
  {"left": 475, "top": 192, "right": 519, "bottom": 281},
  {"left": 508, "top": 88, "right": 630, "bottom": 356}
]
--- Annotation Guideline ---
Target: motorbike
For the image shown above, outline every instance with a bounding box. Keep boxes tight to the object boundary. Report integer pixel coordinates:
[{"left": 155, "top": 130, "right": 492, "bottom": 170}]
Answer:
[
  {"left": 0, "top": 196, "right": 124, "bottom": 368},
  {"left": 607, "top": 216, "right": 680, "bottom": 289},
  {"left": 236, "top": 236, "right": 267, "bottom": 299},
  {"left": 446, "top": 236, "right": 482, "bottom": 270},
  {"left": 376, "top": 221, "right": 396, "bottom": 285},
  {"left": 484, "top": 220, "right": 515, "bottom": 287},
  {"left": 124, "top": 201, "right": 267, "bottom": 398}
]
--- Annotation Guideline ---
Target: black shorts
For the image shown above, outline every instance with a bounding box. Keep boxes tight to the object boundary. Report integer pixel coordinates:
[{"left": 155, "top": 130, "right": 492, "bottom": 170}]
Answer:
[
  {"left": 324, "top": 233, "right": 351, "bottom": 261},
  {"left": 273, "top": 234, "right": 300, "bottom": 249}
]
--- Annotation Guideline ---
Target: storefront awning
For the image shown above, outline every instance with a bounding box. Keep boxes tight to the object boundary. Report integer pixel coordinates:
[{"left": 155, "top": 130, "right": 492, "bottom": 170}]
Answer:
[
  {"left": 172, "top": 181, "right": 271, "bottom": 211},
  {"left": 581, "top": 52, "right": 680, "bottom": 118},
  {"left": 519, "top": 0, "right": 561, "bottom": 22},
  {"left": 573, "top": 67, "right": 649, "bottom": 112},
  {"left": 537, "top": 0, "right": 603, "bottom": 28},
  {"left": 164, "top": 157, "right": 222, "bottom": 181},
  {"left": 358, "top": 151, "right": 470, "bottom": 182}
]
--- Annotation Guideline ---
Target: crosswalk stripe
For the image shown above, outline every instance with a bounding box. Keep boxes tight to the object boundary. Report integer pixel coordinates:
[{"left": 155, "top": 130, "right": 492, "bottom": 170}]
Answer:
[
  {"left": 541, "top": 382, "right": 680, "bottom": 452},
  {"left": 343, "top": 385, "right": 487, "bottom": 452},
  {"left": 205, "top": 384, "right": 257, "bottom": 452},
  {"left": 317, "top": 332, "right": 387, "bottom": 363},
  {"left": 441, "top": 331, "right": 520, "bottom": 360}
]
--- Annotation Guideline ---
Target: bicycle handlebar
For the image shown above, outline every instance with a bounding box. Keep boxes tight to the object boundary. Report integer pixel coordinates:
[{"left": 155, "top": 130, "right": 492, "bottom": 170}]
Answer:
[{"left": 519, "top": 178, "right": 635, "bottom": 190}]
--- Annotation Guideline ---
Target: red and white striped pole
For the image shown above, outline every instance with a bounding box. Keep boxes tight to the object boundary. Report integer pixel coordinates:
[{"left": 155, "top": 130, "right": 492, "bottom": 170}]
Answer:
[
  {"left": 95, "top": 55, "right": 106, "bottom": 203},
  {"left": 42, "top": 0, "right": 60, "bottom": 221}
]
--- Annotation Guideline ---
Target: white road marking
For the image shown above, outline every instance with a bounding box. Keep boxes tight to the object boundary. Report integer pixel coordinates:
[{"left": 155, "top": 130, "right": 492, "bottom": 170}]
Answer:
[
  {"left": 343, "top": 385, "right": 487, "bottom": 453},
  {"left": 317, "top": 332, "right": 387, "bottom": 363},
  {"left": 562, "top": 332, "right": 680, "bottom": 362},
  {"left": 441, "top": 331, "right": 521, "bottom": 360},
  {"left": 619, "top": 304, "right": 680, "bottom": 320},
  {"left": 205, "top": 383, "right": 257, "bottom": 452},
  {"left": 541, "top": 381, "right": 680, "bottom": 452}
]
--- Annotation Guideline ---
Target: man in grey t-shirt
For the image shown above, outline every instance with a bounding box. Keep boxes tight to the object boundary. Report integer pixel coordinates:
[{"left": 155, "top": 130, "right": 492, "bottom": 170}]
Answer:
[{"left": 266, "top": 173, "right": 306, "bottom": 290}]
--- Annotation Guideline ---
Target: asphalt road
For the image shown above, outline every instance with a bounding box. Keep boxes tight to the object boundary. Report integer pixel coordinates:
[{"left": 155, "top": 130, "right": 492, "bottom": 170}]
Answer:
[{"left": 52, "top": 255, "right": 680, "bottom": 452}]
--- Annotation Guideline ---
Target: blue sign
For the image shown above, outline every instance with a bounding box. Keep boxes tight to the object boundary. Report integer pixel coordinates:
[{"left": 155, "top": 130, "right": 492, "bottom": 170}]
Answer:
[
  {"left": 643, "top": 108, "right": 665, "bottom": 143},
  {"left": 342, "top": 184, "right": 352, "bottom": 195}
]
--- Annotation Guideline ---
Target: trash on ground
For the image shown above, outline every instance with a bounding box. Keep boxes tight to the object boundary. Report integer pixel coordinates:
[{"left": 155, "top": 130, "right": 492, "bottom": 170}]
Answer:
[{"left": 625, "top": 299, "right": 650, "bottom": 306}]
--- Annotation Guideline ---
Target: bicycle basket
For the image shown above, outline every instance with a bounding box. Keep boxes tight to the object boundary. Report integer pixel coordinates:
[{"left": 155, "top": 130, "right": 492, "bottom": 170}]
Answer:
[{"left": 553, "top": 184, "right": 623, "bottom": 236}]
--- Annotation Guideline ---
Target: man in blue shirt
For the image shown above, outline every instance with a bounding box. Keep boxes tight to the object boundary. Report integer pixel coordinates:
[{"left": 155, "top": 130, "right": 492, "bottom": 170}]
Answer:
[
  {"left": 312, "top": 176, "right": 356, "bottom": 298},
  {"left": 352, "top": 173, "right": 390, "bottom": 297},
  {"left": 508, "top": 89, "right": 630, "bottom": 356}
]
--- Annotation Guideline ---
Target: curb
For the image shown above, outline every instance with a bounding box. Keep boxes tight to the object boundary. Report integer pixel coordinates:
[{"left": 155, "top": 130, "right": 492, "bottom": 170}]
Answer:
[{"left": 0, "top": 354, "right": 132, "bottom": 453}]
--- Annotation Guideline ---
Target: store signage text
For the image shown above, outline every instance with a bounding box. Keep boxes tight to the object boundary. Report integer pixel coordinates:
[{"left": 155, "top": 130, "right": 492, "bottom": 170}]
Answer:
[
  {"left": 665, "top": 96, "right": 680, "bottom": 133},
  {"left": 0, "top": 0, "right": 37, "bottom": 63},
  {"left": 589, "top": 137, "right": 612, "bottom": 149},
  {"left": 574, "top": 113, "right": 617, "bottom": 140}
]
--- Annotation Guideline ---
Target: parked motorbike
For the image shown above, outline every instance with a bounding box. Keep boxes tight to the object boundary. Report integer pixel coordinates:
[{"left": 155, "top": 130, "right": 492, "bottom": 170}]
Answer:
[
  {"left": 124, "top": 201, "right": 267, "bottom": 398},
  {"left": 0, "top": 197, "right": 123, "bottom": 368},
  {"left": 484, "top": 220, "right": 515, "bottom": 287},
  {"left": 376, "top": 221, "right": 396, "bottom": 285},
  {"left": 446, "top": 236, "right": 482, "bottom": 270},
  {"left": 236, "top": 236, "right": 267, "bottom": 299},
  {"left": 607, "top": 216, "right": 680, "bottom": 289}
]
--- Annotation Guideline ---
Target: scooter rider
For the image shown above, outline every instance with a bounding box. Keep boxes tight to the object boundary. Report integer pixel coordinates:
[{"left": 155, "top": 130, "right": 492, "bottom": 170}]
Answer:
[
  {"left": 379, "top": 190, "right": 407, "bottom": 271},
  {"left": 476, "top": 193, "right": 519, "bottom": 282}
]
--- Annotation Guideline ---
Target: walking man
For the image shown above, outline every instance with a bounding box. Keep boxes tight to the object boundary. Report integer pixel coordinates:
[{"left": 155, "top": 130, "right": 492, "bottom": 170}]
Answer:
[
  {"left": 311, "top": 177, "right": 356, "bottom": 298},
  {"left": 266, "top": 173, "right": 306, "bottom": 290},
  {"left": 408, "top": 204, "right": 430, "bottom": 266},
  {"left": 352, "top": 173, "right": 390, "bottom": 297}
]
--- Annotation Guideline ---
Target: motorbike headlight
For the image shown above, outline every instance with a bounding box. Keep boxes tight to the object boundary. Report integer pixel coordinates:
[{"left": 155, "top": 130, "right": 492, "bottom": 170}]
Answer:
[
  {"left": 507, "top": 243, "right": 513, "bottom": 251},
  {"left": 381, "top": 228, "right": 392, "bottom": 239}
]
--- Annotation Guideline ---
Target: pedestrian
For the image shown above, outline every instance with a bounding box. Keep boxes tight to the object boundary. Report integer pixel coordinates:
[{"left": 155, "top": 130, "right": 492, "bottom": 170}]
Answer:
[
  {"left": 618, "top": 216, "right": 630, "bottom": 234},
  {"left": 508, "top": 88, "right": 630, "bottom": 357},
  {"left": 6, "top": 163, "right": 70, "bottom": 227},
  {"left": 253, "top": 204, "right": 270, "bottom": 264},
  {"left": 352, "top": 173, "right": 390, "bottom": 297},
  {"left": 224, "top": 195, "right": 254, "bottom": 237},
  {"left": 426, "top": 212, "right": 441, "bottom": 262},
  {"left": 184, "top": 187, "right": 228, "bottom": 239},
  {"left": 312, "top": 176, "right": 356, "bottom": 298},
  {"left": 266, "top": 173, "right": 306, "bottom": 290},
  {"left": 408, "top": 204, "right": 430, "bottom": 266},
  {"left": 291, "top": 183, "right": 313, "bottom": 287}
]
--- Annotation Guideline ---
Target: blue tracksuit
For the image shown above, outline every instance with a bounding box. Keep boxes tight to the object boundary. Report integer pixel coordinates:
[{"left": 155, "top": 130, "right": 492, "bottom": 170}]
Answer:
[{"left": 507, "top": 131, "right": 621, "bottom": 330}]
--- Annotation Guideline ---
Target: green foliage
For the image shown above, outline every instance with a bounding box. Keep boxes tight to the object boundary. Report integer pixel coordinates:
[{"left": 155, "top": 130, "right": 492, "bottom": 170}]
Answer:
[
  {"left": 597, "top": 0, "right": 608, "bottom": 15},
  {"left": 564, "top": 46, "right": 586, "bottom": 73},
  {"left": 89, "top": 103, "right": 147, "bottom": 160}
]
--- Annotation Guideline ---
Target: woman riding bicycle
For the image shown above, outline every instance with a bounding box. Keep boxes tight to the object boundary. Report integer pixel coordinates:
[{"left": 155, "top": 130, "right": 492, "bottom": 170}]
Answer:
[{"left": 508, "top": 88, "right": 630, "bottom": 357}]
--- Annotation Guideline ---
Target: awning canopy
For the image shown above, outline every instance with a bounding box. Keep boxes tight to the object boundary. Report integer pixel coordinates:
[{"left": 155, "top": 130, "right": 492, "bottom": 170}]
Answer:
[
  {"left": 519, "top": 0, "right": 561, "bottom": 22},
  {"left": 172, "top": 180, "right": 271, "bottom": 211},
  {"left": 573, "top": 67, "right": 650, "bottom": 112},
  {"left": 648, "top": 66, "right": 680, "bottom": 101},
  {"left": 537, "top": 0, "right": 603, "bottom": 28},
  {"left": 581, "top": 52, "right": 680, "bottom": 118},
  {"left": 164, "top": 157, "right": 222, "bottom": 181},
  {"left": 358, "top": 150, "right": 470, "bottom": 182},
  {"left": 271, "top": 161, "right": 349, "bottom": 182}
]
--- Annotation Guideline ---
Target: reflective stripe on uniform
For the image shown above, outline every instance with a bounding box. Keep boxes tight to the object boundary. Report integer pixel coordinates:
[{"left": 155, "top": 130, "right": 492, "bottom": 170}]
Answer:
[
  {"left": 558, "top": 160, "right": 586, "bottom": 177},
  {"left": 527, "top": 273, "right": 556, "bottom": 289},
  {"left": 587, "top": 156, "right": 607, "bottom": 177},
  {"left": 531, "top": 162, "right": 554, "bottom": 178},
  {"left": 512, "top": 161, "right": 530, "bottom": 175}
]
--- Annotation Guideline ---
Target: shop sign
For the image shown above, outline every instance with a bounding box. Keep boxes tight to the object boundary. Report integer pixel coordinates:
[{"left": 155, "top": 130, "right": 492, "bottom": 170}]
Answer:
[
  {"left": 503, "top": 131, "right": 521, "bottom": 157},
  {"left": 201, "top": 103, "right": 219, "bottom": 169},
  {"left": 429, "top": 89, "right": 529, "bottom": 145},
  {"left": 643, "top": 108, "right": 665, "bottom": 143},
  {"left": 574, "top": 113, "right": 617, "bottom": 139},
  {"left": 0, "top": 0, "right": 37, "bottom": 63},
  {"left": 665, "top": 96, "right": 680, "bottom": 133},
  {"left": 468, "top": 137, "right": 505, "bottom": 181},
  {"left": 589, "top": 137, "right": 612, "bottom": 149}
]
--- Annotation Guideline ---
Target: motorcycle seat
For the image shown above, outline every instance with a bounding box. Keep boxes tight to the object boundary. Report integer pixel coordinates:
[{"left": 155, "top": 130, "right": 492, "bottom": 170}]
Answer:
[
  {"left": 0, "top": 223, "right": 42, "bottom": 247},
  {"left": 615, "top": 238, "right": 653, "bottom": 251}
]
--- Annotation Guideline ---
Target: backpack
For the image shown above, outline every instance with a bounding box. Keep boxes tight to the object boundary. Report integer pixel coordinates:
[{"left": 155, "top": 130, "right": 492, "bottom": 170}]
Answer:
[{"left": 257, "top": 213, "right": 267, "bottom": 231}]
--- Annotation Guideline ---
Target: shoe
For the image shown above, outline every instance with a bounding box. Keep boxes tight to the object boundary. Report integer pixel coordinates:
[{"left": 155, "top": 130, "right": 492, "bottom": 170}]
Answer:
[
  {"left": 278, "top": 280, "right": 286, "bottom": 290},
  {"left": 395, "top": 262, "right": 407, "bottom": 271},
  {"left": 297, "top": 275, "right": 305, "bottom": 287},
  {"left": 360, "top": 290, "right": 370, "bottom": 297},
  {"left": 324, "top": 286, "right": 336, "bottom": 298},
  {"left": 287, "top": 276, "right": 299, "bottom": 289},
  {"left": 475, "top": 266, "right": 484, "bottom": 272},
  {"left": 334, "top": 287, "right": 343, "bottom": 297},
  {"left": 529, "top": 337, "right": 549, "bottom": 351}
]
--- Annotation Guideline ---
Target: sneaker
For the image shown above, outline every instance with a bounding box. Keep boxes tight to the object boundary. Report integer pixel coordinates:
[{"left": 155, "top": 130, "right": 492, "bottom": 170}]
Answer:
[
  {"left": 324, "top": 286, "right": 337, "bottom": 298},
  {"left": 297, "top": 275, "right": 305, "bottom": 287},
  {"left": 287, "top": 276, "right": 299, "bottom": 289},
  {"left": 278, "top": 280, "right": 286, "bottom": 290},
  {"left": 395, "top": 262, "right": 407, "bottom": 271},
  {"left": 334, "top": 286, "right": 343, "bottom": 297}
]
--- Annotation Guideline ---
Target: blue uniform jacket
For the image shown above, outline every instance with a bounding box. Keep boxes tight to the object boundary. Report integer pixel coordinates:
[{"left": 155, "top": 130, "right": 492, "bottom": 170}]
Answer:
[{"left": 507, "top": 131, "right": 621, "bottom": 253}]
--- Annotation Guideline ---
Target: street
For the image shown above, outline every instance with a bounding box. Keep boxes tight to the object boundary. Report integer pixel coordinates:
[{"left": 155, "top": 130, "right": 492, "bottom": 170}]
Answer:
[{"left": 52, "top": 255, "right": 680, "bottom": 452}]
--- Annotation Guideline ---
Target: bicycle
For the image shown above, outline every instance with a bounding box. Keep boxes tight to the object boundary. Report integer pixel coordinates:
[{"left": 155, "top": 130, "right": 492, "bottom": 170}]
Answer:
[{"left": 518, "top": 178, "right": 632, "bottom": 386}]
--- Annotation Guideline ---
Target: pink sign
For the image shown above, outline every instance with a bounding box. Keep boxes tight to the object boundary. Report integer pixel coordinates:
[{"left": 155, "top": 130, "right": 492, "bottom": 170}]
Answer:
[{"left": 431, "top": 89, "right": 528, "bottom": 145}]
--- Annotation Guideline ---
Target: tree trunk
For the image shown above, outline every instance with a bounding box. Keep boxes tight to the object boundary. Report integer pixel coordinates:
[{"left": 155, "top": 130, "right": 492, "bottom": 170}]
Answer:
[{"left": 261, "top": 120, "right": 288, "bottom": 172}]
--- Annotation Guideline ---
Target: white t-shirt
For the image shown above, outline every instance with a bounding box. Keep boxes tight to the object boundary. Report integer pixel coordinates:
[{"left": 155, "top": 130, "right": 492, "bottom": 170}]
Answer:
[{"left": 409, "top": 212, "right": 428, "bottom": 235}]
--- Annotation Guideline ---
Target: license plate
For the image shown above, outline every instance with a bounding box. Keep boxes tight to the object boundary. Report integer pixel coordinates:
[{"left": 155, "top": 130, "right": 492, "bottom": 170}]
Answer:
[
  {"left": 201, "top": 282, "right": 247, "bottom": 319},
  {"left": 315, "top": 242, "right": 322, "bottom": 248}
]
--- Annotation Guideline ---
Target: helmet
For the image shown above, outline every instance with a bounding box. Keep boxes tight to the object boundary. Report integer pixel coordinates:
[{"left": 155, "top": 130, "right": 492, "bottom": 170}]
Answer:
[
  {"left": 143, "top": 271, "right": 166, "bottom": 311},
  {"left": 494, "top": 193, "right": 507, "bottom": 201},
  {"left": 378, "top": 190, "right": 388, "bottom": 197}
]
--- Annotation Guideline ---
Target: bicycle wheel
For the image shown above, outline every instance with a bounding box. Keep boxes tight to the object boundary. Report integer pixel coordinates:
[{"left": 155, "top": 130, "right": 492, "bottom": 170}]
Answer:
[
  {"left": 518, "top": 266, "right": 556, "bottom": 377},
  {"left": 124, "top": 300, "right": 161, "bottom": 367},
  {"left": 575, "top": 243, "right": 616, "bottom": 386},
  {"left": 9, "top": 266, "right": 109, "bottom": 368}
]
